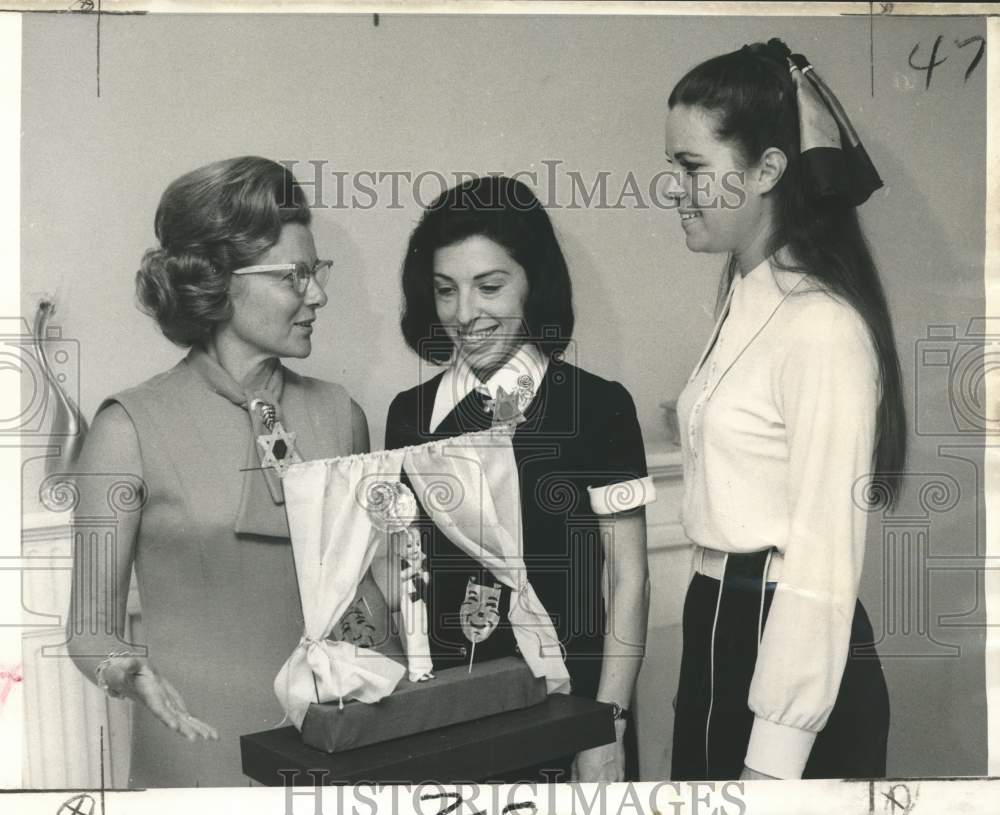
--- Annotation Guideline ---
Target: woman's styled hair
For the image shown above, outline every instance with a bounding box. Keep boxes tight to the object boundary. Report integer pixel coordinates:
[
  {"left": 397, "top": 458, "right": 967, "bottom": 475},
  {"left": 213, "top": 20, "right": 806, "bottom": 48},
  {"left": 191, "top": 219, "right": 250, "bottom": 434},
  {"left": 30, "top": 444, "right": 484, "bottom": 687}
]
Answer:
[
  {"left": 400, "top": 175, "right": 574, "bottom": 364},
  {"left": 669, "top": 38, "right": 907, "bottom": 505},
  {"left": 136, "top": 156, "right": 311, "bottom": 347}
]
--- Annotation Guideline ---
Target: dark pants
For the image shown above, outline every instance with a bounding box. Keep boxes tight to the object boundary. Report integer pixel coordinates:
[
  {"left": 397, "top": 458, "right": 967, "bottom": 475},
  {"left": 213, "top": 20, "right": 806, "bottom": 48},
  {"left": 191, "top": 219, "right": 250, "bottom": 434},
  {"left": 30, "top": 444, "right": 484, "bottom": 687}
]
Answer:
[{"left": 671, "top": 552, "right": 890, "bottom": 780}]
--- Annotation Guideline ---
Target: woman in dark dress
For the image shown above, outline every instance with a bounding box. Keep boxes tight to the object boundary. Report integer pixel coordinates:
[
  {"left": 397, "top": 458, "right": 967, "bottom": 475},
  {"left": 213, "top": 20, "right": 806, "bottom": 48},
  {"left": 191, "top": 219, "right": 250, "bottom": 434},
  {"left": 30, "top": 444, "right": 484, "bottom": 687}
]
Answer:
[{"left": 384, "top": 176, "right": 654, "bottom": 782}]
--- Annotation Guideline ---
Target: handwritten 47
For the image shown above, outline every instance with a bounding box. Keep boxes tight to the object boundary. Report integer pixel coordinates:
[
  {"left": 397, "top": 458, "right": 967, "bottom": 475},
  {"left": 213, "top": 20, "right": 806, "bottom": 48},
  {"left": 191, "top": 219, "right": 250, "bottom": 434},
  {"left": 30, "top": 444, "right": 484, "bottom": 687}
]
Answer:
[{"left": 909, "top": 35, "right": 985, "bottom": 89}]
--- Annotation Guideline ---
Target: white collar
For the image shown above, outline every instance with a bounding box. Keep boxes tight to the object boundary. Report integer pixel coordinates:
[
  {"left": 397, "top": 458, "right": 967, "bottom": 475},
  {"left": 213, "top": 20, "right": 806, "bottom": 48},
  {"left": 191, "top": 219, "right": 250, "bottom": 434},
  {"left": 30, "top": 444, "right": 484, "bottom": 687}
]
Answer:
[
  {"left": 430, "top": 343, "right": 549, "bottom": 432},
  {"left": 689, "top": 255, "right": 810, "bottom": 382}
]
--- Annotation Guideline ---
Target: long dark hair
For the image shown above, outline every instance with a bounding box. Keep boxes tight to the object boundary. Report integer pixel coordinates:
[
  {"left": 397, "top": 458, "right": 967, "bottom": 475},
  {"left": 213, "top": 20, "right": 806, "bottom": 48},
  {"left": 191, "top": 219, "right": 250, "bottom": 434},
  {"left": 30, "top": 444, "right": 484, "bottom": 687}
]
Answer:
[
  {"left": 669, "top": 39, "right": 906, "bottom": 506},
  {"left": 400, "top": 175, "right": 575, "bottom": 364}
]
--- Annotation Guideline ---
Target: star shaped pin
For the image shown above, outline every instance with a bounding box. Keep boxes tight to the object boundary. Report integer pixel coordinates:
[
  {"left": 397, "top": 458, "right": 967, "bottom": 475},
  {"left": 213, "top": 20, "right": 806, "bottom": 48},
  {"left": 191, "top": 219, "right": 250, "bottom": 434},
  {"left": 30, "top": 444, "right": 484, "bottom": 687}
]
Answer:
[
  {"left": 485, "top": 385, "right": 526, "bottom": 427},
  {"left": 256, "top": 420, "right": 303, "bottom": 477}
]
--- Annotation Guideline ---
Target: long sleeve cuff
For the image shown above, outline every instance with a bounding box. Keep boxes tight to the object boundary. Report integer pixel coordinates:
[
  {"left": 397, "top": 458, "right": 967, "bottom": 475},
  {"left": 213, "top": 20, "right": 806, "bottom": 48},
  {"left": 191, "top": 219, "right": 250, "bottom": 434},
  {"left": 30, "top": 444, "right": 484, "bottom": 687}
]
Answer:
[{"left": 745, "top": 716, "right": 817, "bottom": 779}]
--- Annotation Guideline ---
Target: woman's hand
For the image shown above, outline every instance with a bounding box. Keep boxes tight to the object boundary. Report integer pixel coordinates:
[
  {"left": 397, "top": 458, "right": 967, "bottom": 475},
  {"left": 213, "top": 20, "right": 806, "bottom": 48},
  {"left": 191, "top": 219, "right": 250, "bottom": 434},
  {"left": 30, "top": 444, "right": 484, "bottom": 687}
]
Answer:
[
  {"left": 570, "top": 721, "right": 627, "bottom": 782},
  {"left": 101, "top": 655, "right": 219, "bottom": 742},
  {"left": 740, "top": 765, "right": 779, "bottom": 781}
]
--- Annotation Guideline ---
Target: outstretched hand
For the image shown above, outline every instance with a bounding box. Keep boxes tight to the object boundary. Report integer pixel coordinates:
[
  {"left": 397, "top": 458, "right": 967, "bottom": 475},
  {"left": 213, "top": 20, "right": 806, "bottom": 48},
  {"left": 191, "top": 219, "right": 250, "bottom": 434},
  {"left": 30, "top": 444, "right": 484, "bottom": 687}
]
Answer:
[{"left": 101, "top": 656, "right": 219, "bottom": 742}]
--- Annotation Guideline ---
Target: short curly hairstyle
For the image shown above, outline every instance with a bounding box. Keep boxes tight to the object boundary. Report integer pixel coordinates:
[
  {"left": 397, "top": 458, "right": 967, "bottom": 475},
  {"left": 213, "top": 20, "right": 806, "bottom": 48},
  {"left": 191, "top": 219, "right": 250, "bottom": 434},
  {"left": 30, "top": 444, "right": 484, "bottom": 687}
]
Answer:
[
  {"left": 135, "top": 156, "right": 311, "bottom": 347},
  {"left": 400, "top": 175, "right": 575, "bottom": 364}
]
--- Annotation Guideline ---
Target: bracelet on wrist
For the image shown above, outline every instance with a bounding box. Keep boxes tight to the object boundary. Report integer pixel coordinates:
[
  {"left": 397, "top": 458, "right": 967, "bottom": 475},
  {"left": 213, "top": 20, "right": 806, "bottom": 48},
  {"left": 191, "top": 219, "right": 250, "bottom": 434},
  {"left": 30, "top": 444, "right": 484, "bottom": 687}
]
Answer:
[{"left": 95, "top": 651, "right": 138, "bottom": 699}]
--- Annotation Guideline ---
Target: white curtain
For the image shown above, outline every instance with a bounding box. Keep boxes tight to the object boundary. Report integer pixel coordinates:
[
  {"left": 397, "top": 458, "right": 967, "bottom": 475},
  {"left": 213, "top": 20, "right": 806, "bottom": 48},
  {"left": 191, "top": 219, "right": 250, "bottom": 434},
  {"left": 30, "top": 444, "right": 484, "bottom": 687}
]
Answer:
[
  {"left": 403, "top": 431, "right": 571, "bottom": 691},
  {"left": 275, "top": 452, "right": 409, "bottom": 729},
  {"left": 274, "top": 429, "right": 570, "bottom": 730}
]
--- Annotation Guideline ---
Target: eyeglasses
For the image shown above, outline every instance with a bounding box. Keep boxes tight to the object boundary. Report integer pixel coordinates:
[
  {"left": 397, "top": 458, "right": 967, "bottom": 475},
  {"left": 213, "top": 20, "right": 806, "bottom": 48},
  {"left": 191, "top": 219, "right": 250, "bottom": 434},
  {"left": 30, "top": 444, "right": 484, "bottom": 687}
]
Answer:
[{"left": 230, "top": 260, "right": 333, "bottom": 296}]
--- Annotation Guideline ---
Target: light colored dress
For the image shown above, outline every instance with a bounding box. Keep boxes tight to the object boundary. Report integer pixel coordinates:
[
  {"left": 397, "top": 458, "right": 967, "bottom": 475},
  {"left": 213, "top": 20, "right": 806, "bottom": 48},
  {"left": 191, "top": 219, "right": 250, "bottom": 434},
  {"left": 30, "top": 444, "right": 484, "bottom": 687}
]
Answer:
[{"left": 102, "top": 348, "right": 361, "bottom": 787}]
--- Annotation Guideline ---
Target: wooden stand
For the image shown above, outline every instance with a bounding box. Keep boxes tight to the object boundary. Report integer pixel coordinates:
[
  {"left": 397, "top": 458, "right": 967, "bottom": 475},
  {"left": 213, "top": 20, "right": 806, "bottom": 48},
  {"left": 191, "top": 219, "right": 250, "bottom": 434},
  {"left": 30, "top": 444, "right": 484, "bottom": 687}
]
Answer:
[{"left": 241, "top": 695, "right": 615, "bottom": 784}]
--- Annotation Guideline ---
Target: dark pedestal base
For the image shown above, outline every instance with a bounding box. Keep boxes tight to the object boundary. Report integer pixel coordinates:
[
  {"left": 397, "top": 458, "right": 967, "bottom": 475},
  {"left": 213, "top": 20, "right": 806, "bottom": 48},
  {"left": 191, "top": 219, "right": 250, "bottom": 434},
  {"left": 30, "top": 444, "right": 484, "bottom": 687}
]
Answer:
[
  {"left": 302, "top": 657, "right": 547, "bottom": 753},
  {"left": 241, "top": 694, "right": 615, "bottom": 785}
]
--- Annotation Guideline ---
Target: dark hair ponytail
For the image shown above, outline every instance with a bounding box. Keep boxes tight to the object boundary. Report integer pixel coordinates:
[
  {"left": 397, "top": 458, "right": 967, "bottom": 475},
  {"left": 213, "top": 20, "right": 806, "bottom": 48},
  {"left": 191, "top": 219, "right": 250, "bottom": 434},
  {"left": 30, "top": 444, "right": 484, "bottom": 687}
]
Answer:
[{"left": 669, "top": 39, "right": 907, "bottom": 506}]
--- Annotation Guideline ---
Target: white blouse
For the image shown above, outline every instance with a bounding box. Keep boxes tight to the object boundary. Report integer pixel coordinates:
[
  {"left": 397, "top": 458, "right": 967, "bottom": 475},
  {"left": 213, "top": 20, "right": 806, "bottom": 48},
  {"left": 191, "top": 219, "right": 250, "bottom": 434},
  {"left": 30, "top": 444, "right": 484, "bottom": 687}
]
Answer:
[{"left": 677, "top": 257, "right": 880, "bottom": 779}]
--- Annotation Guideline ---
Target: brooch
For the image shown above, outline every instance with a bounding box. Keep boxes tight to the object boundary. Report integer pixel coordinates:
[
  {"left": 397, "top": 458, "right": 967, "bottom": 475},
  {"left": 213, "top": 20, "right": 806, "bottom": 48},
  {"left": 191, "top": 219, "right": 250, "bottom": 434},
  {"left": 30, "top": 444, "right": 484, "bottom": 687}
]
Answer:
[{"left": 251, "top": 398, "right": 302, "bottom": 478}]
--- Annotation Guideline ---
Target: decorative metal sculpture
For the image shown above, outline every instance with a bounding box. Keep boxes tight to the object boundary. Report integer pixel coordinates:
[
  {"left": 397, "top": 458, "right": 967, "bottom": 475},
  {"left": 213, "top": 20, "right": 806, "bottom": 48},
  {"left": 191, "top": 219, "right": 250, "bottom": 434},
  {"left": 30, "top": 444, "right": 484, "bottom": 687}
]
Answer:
[{"left": 33, "top": 298, "right": 88, "bottom": 509}]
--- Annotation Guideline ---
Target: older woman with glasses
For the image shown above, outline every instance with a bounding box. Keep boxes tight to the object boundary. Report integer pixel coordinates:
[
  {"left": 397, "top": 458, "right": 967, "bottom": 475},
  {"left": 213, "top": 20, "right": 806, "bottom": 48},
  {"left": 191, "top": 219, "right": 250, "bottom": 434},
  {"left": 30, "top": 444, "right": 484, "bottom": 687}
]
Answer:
[{"left": 67, "top": 156, "right": 373, "bottom": 787}]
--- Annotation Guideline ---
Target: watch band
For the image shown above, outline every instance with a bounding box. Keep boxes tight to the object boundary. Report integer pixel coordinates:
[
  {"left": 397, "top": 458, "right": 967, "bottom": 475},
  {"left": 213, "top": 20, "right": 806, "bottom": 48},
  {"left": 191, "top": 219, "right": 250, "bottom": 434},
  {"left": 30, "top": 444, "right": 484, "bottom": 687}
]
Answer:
[{"left": 610, "top": 702, "right": 632, "bottom": 722}]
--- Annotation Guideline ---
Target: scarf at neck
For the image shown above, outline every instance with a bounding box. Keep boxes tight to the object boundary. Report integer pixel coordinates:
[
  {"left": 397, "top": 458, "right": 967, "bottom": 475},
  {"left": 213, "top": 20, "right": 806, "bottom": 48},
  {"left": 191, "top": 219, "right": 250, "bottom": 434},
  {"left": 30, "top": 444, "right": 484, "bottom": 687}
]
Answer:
[{"left": 185, "top": 347, "right": 297, "bottom": 539}]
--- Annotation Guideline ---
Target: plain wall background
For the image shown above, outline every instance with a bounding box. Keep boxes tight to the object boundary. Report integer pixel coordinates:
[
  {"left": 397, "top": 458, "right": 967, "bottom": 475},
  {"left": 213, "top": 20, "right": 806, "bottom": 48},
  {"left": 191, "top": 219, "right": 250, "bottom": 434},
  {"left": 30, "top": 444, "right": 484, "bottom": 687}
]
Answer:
[{"left": 19, "top": 12, "right": 987, "bottom": 776}]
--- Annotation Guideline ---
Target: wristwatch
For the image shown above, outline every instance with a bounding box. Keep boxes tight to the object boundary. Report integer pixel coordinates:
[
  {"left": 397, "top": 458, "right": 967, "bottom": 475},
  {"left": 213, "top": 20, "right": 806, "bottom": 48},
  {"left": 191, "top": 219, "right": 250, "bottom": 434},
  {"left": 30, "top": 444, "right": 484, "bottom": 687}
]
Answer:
[{"left": 610, "top": 703, "right": 632, "bottom": 722}]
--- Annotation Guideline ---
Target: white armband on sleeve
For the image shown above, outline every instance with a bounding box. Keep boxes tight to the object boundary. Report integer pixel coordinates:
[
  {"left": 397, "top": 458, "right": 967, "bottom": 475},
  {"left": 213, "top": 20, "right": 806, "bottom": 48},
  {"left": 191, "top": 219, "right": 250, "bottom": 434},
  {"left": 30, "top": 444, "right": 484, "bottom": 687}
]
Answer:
[{"left": 587, "top": 476, "right": 657, "bottom": 515}]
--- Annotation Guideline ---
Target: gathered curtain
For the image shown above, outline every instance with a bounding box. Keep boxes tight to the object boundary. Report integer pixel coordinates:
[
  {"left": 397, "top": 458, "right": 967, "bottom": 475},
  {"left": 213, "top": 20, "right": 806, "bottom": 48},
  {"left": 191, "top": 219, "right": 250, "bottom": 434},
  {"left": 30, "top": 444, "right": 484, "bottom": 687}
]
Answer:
[{"left": 275, "top": 428, "right": 570, "bottom": 729}]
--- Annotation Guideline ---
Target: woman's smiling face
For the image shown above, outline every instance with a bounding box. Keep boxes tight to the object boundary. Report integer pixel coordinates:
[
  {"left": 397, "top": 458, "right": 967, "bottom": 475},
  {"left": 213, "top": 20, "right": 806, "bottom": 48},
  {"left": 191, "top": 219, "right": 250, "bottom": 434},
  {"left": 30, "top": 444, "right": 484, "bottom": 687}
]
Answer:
[
  {"left": 432, "top": 235, "right": 530, "bottom": 378},
  {"left": 664, "top": 103, "right": 769, "bottom": 258}
]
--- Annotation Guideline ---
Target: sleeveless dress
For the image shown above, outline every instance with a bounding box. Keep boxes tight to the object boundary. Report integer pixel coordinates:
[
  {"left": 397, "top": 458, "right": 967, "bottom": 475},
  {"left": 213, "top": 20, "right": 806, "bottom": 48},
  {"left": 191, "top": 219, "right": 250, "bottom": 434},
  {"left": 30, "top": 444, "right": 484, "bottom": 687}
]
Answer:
[{"left": 103, "top": 349, "right": 358, "bottom": 787}]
